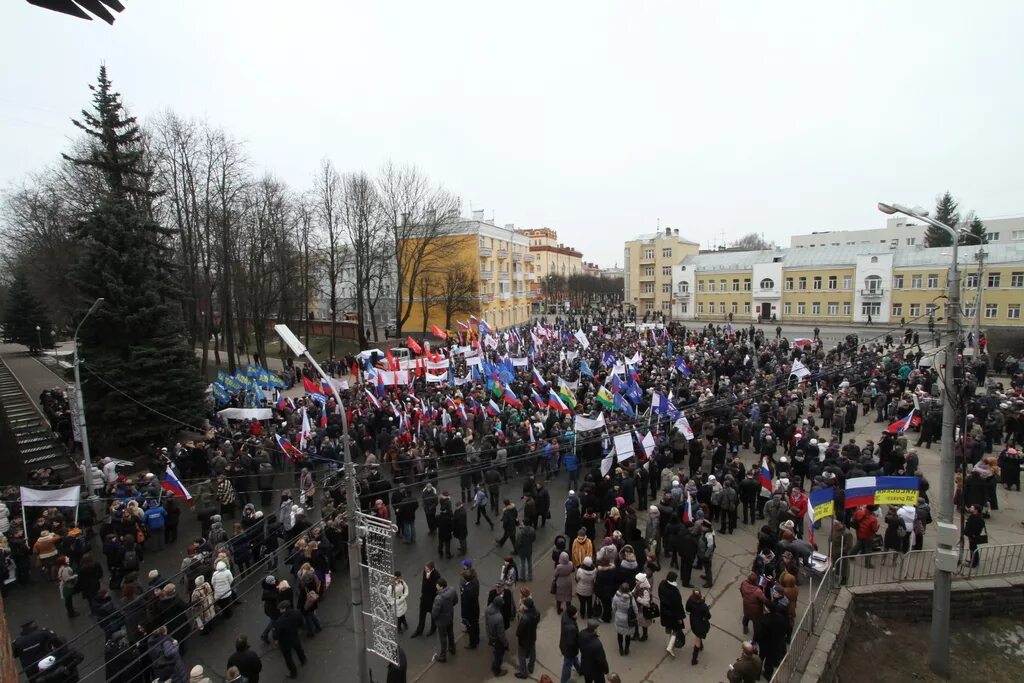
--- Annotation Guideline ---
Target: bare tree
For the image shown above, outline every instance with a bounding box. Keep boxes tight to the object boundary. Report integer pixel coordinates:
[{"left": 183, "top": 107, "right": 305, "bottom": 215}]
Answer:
[
  {"left": 732, "top": 233, "right": 774, "bottom": 250},
  {"left": 314, "top": 159, "right": 344, "bottom": 356},
  {"left": 376, "top": 162, "right": 460, "bottom": 336},
  {"left": 436, "top": 262, "right": 479, "bottom": 331},
  {"left": 339, "top": 171, "right": 385, "bottom": 350},
  {"left": 293, "top": 192, "right": 319, "bottom": 346}
]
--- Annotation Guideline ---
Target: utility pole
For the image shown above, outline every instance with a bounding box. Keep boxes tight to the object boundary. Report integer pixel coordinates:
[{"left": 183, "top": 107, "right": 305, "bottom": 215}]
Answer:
[
  {"left": 74, "top": 298, "right": 104, "bottom": 497},
  {"left": 274, "top": 325, "right": 369, "bottom": 683},
  {"left": 972, "top": 248, "right": 986, "bottom": 352}
]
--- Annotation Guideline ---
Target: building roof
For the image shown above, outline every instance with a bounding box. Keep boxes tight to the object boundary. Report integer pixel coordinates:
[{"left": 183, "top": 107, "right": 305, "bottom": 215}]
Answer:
[
  {"left": 629, "top": 232, "right": 700, "bottom": 245},
  {"left": 680, "top": 243, "right": 1024, "bottom": 272}
]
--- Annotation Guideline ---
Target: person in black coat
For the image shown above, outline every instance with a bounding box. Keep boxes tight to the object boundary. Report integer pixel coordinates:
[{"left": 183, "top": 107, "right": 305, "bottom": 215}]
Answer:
[
  {"left": 411, "top": 562, "right": 440, "bottom": 637},
  {"left": 436, "top": 495, "right": 454, "bottom": 559},
  {"left": 678, "top": 523, "right": 699, "bottom": 587},
  {"left": 386, "top": 646, "right": 407, "bottom": 683},
  {"left": 226, "top": 636, "right": 263, "bottom": 683},
  {"left": 658, "top": 572, "right": 685, "bottom": 655},
  {"left": 755, "top": 600, "right": 789, "bottom": 680},
  {"left": 685, "top": 589, "right": 711, "bottom": 665},
  {"left": 534, "top": 483, "right": 551, "bottom": 528},
  {"left": 272, "top": 602, "right": 307, "bottom": 678},
  {"left": 578, "top": 619, "right": 609, "bottom": 683},
  {"left": 453, "top": 502, "right": 469, "bottom": 556},
  {"left": 559, "top": 604, "right": 581, "bottom": 682},
  {"left": 459, "top": 562, "right": 481, "bottom": 648}
]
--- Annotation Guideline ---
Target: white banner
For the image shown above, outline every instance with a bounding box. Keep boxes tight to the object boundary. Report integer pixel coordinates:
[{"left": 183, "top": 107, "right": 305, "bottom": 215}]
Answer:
[
  {"left": 600, "top": 454, "right": 615, "bottom": 477},
  {"left": 218, "top": 407, "right": 273, "bottom": 420},
  {"left": 574, "top": 329, "right": 591, "bottom": 349},
  {"left": 465, "top": 356, "right": 483, "bottom": 367},
  {"left": 453, "top": 373, "right": 473, "bottom": 386},
  {"left": 627, "top": 351, "right": 643, "bottom": 365},
  {"left": 566, "top": 351, "right": 578, "bottom": 363},
  {"left": 790, "top": 359, "right": 811, "bottom": 379},
  {"left": 674, "top": 416, "right": 695, "bottom": 440},
  {"left": 426, "top": 359, "right": 450, "bottom": 370},
  {"left": 425, "top": 372, "right": 447, "bottom": 384},
  {"left": 613, "top": 433, "right": 635, "bottom": 461},
  {"left": 574, "top": 413, "right": 606, "bottom": 432},
  {"left": 380, "top": 370, "right": 411, "bottom": 386},
  {"left": 642, "top": 431, "right": 656, "bottom": 458},
  {"left": 20, "top": 485, "right": 81, "bottom": 509},
  {"left": 327, "top": 378, "right": 350, "bottom": 391},
  {"left": 512, "top": 357, "right": 530, "bottom": 367},
  {"left": 559, "top": 377, "right": 579, "bottom": 391}
]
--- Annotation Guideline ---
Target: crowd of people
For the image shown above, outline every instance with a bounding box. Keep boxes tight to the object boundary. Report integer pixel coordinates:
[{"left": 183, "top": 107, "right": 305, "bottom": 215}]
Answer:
[{"left": 3, "top": 314, "right": 1023, "bottom": 682}]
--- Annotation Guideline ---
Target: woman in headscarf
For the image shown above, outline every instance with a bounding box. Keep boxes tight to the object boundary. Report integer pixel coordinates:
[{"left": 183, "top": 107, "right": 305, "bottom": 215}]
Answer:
[
  {"left": 552, "top": 551, "right": 574, "bottom": 614},
  {"left": 190, "top": 575, "right": 216, "bottom": 634},
  {"left": 631, "top": 573, "right": 652, "bottom": 642}
]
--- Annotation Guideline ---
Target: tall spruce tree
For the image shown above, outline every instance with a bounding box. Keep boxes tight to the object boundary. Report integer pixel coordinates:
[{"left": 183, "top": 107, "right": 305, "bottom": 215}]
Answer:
[
  {"left": 64, "top": 66, "right": 204, "bottom": 446},
  {"left": 960, "top": 214, "right": 987, "bottom": 245},
  {"left": 926, "top": 191, "right": 960, "bottom": 247},
  {"left": 2, "top": 271, "right": 54, "bottom": 351}
]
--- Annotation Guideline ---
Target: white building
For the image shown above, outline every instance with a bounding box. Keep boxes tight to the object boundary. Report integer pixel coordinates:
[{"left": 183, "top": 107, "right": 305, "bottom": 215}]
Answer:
[
  {"left": 790, "top": 216, "right": 927, "bottom": 249},
  {"left": 981, "top": 216, "right": 1024, "bottom": 245}
]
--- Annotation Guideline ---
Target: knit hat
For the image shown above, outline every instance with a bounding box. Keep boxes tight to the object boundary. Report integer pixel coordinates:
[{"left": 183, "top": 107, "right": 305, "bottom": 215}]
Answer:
[
  {"left": 148, "top": 570, "right": 160, "bottom": 580},
  {"left": 462, "top": 559, "right": 473, "bottom": 568}
]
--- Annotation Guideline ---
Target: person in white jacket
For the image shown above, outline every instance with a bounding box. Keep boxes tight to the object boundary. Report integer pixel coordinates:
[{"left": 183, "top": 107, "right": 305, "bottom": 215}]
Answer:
[
  {"left": 389, "top": 571, "right": 410, "bottom": 632},
  {"left": 0, "top": 501, "right": 10, "bottom": 535},
  {"left": 211, "top": 561, "right": 235, "bottom": 618}
]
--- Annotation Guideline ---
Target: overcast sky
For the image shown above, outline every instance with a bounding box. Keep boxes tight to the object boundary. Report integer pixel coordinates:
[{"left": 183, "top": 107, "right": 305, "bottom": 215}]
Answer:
[{"left": 2, "top": 1, "right": 1022, "bottom": 266}]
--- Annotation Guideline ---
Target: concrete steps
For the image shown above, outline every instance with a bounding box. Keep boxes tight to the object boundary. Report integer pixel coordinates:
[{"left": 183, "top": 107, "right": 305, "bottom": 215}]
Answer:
[{"left": 0, "top": 360, "right": 73, "bottom": 476}]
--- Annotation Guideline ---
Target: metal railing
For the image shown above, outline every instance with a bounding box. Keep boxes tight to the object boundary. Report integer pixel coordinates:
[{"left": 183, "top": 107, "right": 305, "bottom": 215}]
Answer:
[{"left": 771, "top": 543, "right": 1024, "bottom": 682}]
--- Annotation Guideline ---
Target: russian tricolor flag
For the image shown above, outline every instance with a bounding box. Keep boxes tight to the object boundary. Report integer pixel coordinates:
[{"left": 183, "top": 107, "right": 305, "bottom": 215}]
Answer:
[
  {"left": 502, "top": 386, "right": 523, "bottom": 408},
  {"left": 759, "top": 457, "right": 774, "bottom": 495},
  {"left": 276, "top": 433, "right": 303, "bottom": 463},
  {"left": 486, "top": 399, "right": 501, "bottom": 416},
  {"left": 887, "top": 410, "right": 918, "bottom": 434},
  {"left": 365, "top": 389, "right": 382, "bottom": 409},
  {"left": 532, "top": 367, "right": 547, "bottom": 389},
  {"left": 161, "top": 466, "right": 192, "bottom": 503}
]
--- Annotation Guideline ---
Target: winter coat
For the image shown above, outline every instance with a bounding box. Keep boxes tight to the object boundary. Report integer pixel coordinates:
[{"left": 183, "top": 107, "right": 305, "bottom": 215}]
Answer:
[
  {"left": 740, "top": 579, "right": 768, "bottom": 621},
  {"left": 516, "top": 603, "right": 540, "bottom": 646},
  {"left": 686, "top": 595, "right": 711, "bottom": 639},
  {"left": 389, "top": 580, "right": 409, "bottom": 618},
  {"left": 211, "top": 563, "right": 234, "bottom": 600},
  {"left": 460, "top": 571, "right": 480, "bottom": 620},
  {"left": 430, "top": 586, "right": 459, "bottom": 627},
  {"left": 553, "top": 553, "right": 574, "bottom": 603},
  {"left": 419, "top": 569, "right": 441, "bottom": 608},
  {"left": 559, "top": 611, "right": 580, "bottom": 657},
  {"left": 190, "top": 580, "right": 216, "bottom": 627},
  {"left": 575, "top": 566, "right": 596, "bottom": 597},
  {"left": 571, "top": 536, "right": 593, "bottom": 567},
  {"left": 485, "top": 599, "right": 508, "bottom": 647},
  {"left": 658, "top": 579, "right": 684, "bottom": 631},
  {"left": 578, "top": 630, "right": 609, "bottom": 680},
  {"left": 611, "top": 589, "right": 637, "bottom": 636}
]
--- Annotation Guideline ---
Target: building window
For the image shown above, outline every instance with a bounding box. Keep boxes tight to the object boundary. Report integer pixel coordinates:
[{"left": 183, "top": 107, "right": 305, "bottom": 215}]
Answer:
[
  {"left": 697, "top": 280, "right": 705, "bottom": 292},
  {"left": 662, "top": 248, "right": 673, "bottom": 258},
  {"left": 732, "top": 279, "right": 740, "bottom": 292},
  {"left": 911, "top": 274, "right": 922, "bottom": 289},
  {"left": 843, "top": 302, "right": 851, "bottom": 316},
  {"left": 708, "top": 280, "right": 716, "bottom": 292},
  {"left": 644, "top": 249, "right": 654, "bottom": 259},
  {"left": 760, "top": 278, "right": 774, "bottom": 290},
  {"left": 813, "top": 276, "right": 822, "bottom": 290},
  {"left": 662, "top": 266, "right": 672, "bottom": 276},
  {"left": 731, "top": 302, "right": 738, "bottom": 314},
  {"left": 797, "top": 302, "right": 806, "bottom": 315},
  {"left": 643, "top": 266, "right": 654, "bottom": 276},
  {"left": 862, "top": 302, "right": 881, "bottom": 316},
  {"left": 986, "top": 303, "right": 998, "bottom": 319},
  {"left": 965, "top": 305, "right": 976, "bottom": 318},
  {"left": 798, "top": 277, "right": 807, "bottom": 290},
  {"left": 1014, "top": 231, "right": 1024, "bottom": 241},
  {"left": 927, "top": 274, "right": 938, "bottom": 288},
  {"left": 966, "top": 273, "right": 979, "bottom": 288},
  {"left": 906, "top": 237, "right": 916, "bottom": 245},
  {"left": 718, "top": 302, "right": 725, "bottom": 314},
  {"left": 1008, "top": 304, "right": 1021, "bottom": 320},
  {"left": 719, "top": 279, "right": 727, "bottom": 292},
  {"left": 642, "top": 283, "right": 654, "bottom": 293},
  {"left": 662, "top": 301, "right": 672, "bottom": 311},
  {"left": 910, "top": 303, "right": 921, "bottom": 317},
  {"left": 743, "top": 279, "right": 752, "bottom": 291},
  {"left": 988, "top": 273, "right": 1001, "bottom": 287},
  {"left": 680, "top": 302, "right": 688, "bottom": 314},
  {"left": 870, "top": 256, "right": 879, "bottom": 263},
  {"left": 1012, "top": 272, "right": 1024, "bottom": 287},
  {"left": 893, "top": 275, "right": 904, "bottom": 289},
  {"left": 785, "top": 277, "right": 793, "bottom": 290},
  {"left": 892, "top": 303, "right": 903, "bottom": 318},
  {"left": 865, "top": 275, "right": 882, "bottom": 292},
  {"left": 843, "top": 275, "right": 852, "bottom": 289},
  {"left": 697, "top": 303, "right": 704, "bottom": 314},
  {"left": 662, "top": 283, "right": 672, "bottom": 293},
  {"left": 989, "top": 232, "right": 999, "bottom": 241},
  {"left": 644, "top": 302, "right": 654, "bottom": 312},
  {"left": 828, "top": 302, "right": 838, "bottom": 316},
  {"left": 811, "top": 302, "right": 821, "bottom": 315},
  {"left": 678, "top": 282, "right": 689, "bottom": 293},
  {"left": 743, "top": 302, "right": 751, "bottom": 314},
  {"left": 828, "top": 276, "right": 837, "bottom": 290},
  {"left": 784, "top": 302, "right": 792, "bottom": 315}
]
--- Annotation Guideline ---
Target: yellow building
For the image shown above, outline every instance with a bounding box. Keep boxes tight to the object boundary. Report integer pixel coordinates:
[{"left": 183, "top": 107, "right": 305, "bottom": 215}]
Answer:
[
  {"left": 674, "top": 243, "right": 1024, "bottom": 327},
  {"left": 400, "top": 212, "right": 535, "bottom": 333},
  {"left": 624, "top": 228, "right": 701, "bottom": 319}
]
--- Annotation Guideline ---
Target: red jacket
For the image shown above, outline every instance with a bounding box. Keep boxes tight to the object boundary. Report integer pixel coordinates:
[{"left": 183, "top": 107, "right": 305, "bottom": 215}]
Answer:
[
  {"left": 788, "top": 492, "right": 808, "bottom": 520},
  {"left": 852, "top": 508, "right": 879, "bottom": 541}
]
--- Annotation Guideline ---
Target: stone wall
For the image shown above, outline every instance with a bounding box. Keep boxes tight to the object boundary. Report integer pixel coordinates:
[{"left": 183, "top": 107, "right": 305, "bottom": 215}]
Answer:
[{"left": 798, "top": 576, "right": 1024, "bottom": 683}]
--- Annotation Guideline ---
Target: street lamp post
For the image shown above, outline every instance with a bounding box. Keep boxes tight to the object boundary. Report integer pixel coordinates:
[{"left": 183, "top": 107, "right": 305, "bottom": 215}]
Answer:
[
  {"left": 878, "top": 203, "right": 961, "bottom": 678},
  {"left": 274, "top": 324, "right": 368, "bottom": 683},
  {"left": 73, "top": 298, "right": 104, "bottom": 498},
  {"left": 35, "top": 325, "right": 41, "bottom": 354}
]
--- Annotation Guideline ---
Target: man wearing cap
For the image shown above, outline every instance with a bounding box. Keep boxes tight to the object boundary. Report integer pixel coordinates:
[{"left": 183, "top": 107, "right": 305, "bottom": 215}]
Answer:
[
  {"left": 13, "top": 621, "right": 57, "bottom": 681},
  {"left": 578, "top": 619, "right": 609, "bottom": 683}
]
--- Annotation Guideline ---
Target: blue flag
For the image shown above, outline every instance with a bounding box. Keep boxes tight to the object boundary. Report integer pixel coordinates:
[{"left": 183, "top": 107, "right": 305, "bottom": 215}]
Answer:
[
  {"left": 614, "top": 393, "right": 635, "bottom": 418},
  {"left": 579, "top": 360, "right": 594, "bottom": 378}
]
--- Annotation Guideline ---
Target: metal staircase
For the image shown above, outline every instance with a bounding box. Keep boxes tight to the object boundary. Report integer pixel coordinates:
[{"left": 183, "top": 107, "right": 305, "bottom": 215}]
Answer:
[{"left": 0, "top": 359, "right": 72, "bottom": 477}]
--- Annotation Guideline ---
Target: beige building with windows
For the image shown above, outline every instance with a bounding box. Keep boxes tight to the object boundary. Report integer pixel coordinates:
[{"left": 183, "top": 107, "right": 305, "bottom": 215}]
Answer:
[
  {"left": 517, "top": 227, "right": 584, "bottom": 279},
  {"left": 624, "top": 227, "right": 700, "bottom": 318},
  {"left": 673, "top": 243, "right": 1024, "bottom": 327}
]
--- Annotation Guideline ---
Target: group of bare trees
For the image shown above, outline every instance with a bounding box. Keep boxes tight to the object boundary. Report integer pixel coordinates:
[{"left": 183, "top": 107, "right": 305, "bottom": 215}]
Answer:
[
  {"left": 542, "top": 272, "right": 624, "bottom": 310},
  {"left": 1, "top": 108, "right": 465, "bottom": 369}
]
